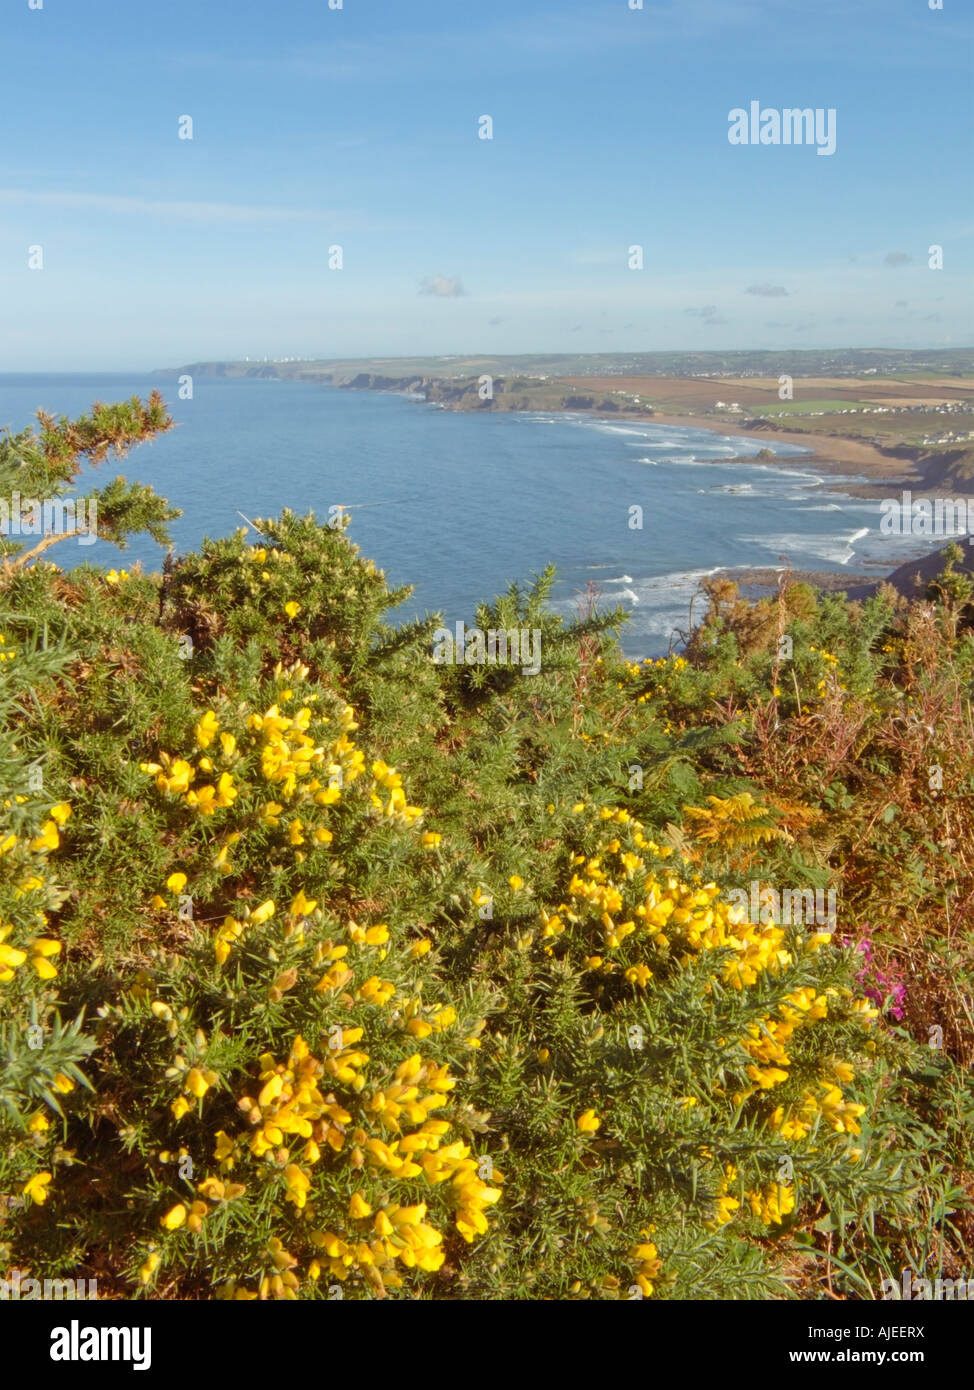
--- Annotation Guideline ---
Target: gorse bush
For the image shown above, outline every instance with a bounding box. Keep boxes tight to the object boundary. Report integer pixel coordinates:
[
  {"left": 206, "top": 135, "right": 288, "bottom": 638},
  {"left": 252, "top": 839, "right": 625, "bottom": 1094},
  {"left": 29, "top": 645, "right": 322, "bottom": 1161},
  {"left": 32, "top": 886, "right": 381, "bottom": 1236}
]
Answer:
[{"left": 0, "top": 398, "right": 971, "bottom": 1299}]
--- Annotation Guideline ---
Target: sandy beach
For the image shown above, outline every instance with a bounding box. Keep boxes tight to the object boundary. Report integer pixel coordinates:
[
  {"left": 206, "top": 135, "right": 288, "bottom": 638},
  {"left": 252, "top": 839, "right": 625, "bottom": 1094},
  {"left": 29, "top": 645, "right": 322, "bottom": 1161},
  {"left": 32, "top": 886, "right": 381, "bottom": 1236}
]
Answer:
[{"left": 640, "top": 413, "right": 912, "bottom": 487}]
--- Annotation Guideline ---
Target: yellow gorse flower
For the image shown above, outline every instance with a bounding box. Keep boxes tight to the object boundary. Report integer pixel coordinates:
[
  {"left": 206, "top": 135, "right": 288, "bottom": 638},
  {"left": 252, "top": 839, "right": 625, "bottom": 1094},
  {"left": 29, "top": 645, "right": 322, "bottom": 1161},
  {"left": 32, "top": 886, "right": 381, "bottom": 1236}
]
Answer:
[
  {"left": 170, "top": 1033, "right": 502, "bottom": 1295},
  {"left": 23, "top": 1171, "right": 53, "bottom": 1205},
  {"left": 195, "top": 711, "right": 220, "bottom": 749}
]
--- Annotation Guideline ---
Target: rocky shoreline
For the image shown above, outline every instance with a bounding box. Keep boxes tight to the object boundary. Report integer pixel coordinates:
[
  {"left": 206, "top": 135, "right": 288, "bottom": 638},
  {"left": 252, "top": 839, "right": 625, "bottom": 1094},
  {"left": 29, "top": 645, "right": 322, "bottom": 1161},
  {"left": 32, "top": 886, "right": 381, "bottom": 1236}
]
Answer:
[{"left": 722, "top": 566, "right": 874, "bottom": 597}]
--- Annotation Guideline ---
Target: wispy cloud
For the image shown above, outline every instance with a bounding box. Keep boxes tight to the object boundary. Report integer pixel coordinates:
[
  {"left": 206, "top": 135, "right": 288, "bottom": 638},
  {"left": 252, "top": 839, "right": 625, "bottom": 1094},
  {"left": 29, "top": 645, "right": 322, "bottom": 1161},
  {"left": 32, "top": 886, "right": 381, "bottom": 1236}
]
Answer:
[
  {"left": 0, "top": 188, "right": 328, "bottom": 223},
  {"left": 419, "top": 275, "right": 465, "bottom": 298},
  {"left": 167, "top": 4, "right": 766, "bottom": 84},
  {"left": 685, "top": 305, "right": 727, "bottom": 324},
  {"left": 167, "top": 0, "right": 967, "bottom": 85}
]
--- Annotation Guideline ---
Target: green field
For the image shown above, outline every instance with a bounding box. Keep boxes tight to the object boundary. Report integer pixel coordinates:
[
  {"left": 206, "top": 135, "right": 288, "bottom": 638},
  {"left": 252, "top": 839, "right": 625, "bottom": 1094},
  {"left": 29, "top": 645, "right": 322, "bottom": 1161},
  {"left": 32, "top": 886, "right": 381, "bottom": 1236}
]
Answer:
[{"left": 759, "top": 399, "right": 874, "bottom": 415}]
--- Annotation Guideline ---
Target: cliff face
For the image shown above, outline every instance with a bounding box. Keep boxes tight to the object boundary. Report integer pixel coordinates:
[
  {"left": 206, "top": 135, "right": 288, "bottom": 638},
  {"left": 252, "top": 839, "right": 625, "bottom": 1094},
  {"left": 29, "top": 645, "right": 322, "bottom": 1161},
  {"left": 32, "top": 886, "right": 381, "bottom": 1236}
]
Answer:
[
  {"left": 154, "top": 364, "right": 655, "bottom": 417},
  {"left": 333, "top": 373, "right": 651, "bottom": 416},
  {"left": 335, "top": 373, "right": 480, "bottom": 404},
  {"left": 340, "top": 373, "right": 427, "bottom": 392},
  {"left": 154, "top": 362, "right": 288, "bottom": 380}
]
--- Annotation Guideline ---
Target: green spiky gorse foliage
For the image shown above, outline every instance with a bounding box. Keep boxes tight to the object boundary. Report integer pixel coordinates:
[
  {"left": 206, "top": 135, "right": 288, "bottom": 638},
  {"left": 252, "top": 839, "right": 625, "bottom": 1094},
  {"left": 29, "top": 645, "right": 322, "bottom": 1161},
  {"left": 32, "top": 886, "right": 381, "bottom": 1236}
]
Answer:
[{"left": 0, "top": 398, "right": 971, "bottom": 1300}]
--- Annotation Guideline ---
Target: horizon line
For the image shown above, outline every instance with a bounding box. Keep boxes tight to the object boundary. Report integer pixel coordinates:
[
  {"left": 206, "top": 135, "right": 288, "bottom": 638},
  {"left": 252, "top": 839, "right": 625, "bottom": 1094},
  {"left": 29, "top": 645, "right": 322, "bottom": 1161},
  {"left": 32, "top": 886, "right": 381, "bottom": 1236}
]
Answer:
[{"left": 3, "top": 343, "right": 974, "bottom": 377}]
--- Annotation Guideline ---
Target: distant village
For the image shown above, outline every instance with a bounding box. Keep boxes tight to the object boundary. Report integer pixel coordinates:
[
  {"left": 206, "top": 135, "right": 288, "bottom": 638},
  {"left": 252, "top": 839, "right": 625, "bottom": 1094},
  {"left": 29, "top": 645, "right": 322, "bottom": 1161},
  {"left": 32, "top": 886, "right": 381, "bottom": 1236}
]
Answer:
[{"left": 756, "top": 398, "right": 974, "bottom": 446}]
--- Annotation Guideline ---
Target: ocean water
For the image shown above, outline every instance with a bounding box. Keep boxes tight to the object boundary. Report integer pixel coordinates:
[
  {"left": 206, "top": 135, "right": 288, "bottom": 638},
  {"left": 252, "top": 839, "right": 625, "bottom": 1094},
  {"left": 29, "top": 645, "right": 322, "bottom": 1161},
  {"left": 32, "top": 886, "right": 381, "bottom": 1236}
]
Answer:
[{"left": 0, "top": 374, "right": 931, "bottom": 657}]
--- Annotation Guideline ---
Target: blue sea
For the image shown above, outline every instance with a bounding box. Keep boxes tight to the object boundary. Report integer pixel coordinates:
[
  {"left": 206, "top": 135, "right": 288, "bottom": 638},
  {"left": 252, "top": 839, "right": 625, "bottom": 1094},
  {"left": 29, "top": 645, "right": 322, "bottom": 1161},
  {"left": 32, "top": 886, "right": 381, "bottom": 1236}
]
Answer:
[{"left": 0, "top": 373, "right": 929, "bottom": 657}]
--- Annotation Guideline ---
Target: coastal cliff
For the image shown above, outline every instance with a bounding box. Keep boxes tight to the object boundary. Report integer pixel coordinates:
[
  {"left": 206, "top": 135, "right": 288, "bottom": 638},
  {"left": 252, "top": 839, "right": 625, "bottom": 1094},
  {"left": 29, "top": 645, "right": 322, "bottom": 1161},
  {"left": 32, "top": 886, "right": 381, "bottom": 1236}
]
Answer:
[{"left": 333, "top": 372, "right": 651, "bottom": 416}]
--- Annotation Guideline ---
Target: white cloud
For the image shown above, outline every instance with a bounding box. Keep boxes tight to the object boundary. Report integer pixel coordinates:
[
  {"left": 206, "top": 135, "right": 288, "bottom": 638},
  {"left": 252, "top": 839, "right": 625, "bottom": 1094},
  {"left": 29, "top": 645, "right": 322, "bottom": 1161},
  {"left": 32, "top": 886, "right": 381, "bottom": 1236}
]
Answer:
[
  {"left": 0, "top": 188, "right": 328, "bottom": 223},
  {"left": 419, "top": 275, "right": 465, "bottom": 298}
]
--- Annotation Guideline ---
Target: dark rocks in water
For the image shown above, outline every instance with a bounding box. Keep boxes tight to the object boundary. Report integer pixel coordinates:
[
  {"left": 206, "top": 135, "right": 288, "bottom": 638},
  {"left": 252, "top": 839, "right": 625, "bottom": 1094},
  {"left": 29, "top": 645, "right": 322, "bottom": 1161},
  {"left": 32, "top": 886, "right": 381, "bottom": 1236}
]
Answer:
[{"left": 730, "top": 568, "right": 872, "bottom": 599}]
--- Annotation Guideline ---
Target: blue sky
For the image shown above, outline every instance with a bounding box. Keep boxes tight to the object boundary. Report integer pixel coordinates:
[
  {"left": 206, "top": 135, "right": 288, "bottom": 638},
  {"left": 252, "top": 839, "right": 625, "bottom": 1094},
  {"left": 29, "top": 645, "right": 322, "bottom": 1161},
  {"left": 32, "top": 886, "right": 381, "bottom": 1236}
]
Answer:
[{"left": 0, "top": 0, "right": 970, "bottom": 368}]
